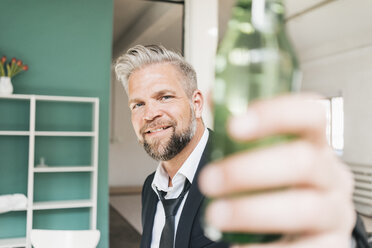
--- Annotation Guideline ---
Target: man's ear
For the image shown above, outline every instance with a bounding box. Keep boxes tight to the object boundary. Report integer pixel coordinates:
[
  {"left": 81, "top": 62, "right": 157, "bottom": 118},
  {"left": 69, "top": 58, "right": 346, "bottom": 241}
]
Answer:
[{"left": 192, "top": 90, "right": 204, "bottom": 118}]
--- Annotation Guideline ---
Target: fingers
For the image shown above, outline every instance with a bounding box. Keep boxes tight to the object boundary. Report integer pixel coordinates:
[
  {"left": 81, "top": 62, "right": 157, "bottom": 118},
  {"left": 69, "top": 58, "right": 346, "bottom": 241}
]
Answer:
[
  {"left": 204, "top": 189, "right": 354, "bottom": 235},
  {"left": 199, "top": 140, "right": 340, "bottom": 197},
  {"left": 200, "top": 93, "right": 356, "bottom": 247},
  {"left": 228, "top": 93, "right": 327, "bottom": 145}
]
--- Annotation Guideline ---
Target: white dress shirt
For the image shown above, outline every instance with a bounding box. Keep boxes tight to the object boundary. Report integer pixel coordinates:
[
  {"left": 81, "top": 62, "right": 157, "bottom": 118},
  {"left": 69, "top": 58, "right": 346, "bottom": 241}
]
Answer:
[{"left": 150, "top": 128, "right": 209, "bottom": 248}]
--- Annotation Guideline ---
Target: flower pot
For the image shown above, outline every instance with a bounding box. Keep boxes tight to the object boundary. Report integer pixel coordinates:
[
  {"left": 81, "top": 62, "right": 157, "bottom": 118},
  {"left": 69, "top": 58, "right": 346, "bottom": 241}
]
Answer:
[{"left": 0, "top": 76, "right": 13, "bottom": 95}]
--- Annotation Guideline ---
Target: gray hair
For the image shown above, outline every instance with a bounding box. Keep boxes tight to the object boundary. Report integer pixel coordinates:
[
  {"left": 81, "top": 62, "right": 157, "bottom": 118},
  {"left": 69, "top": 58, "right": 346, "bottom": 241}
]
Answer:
[{"left": 114, "top": 45, "right": 198, "bottom": 97}]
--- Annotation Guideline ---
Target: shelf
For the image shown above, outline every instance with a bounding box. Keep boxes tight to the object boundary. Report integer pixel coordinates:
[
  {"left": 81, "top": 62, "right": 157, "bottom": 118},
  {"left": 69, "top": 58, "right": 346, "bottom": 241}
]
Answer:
[
  {"left": 34, "top": 166, "right": 94, "bottom": 173},
  {"left": 0, "top": 237, "right": 26, "bottom": 248},
  {"left": 0, "top": 131, "right": 96, "bottom": 136},
  {"left": 33, "top": 200, "right": 93, "bottom": 210},
  {"left": 0, "top": 131, "right": 30, "bottom": 136},
  {"left": 35, "top": 95, "right": 97, "bottom": 103},
  {"left": 0, "top": 94, "right": 97, "bottom": 103},
  {"left": 1, "top": 94, "right": 99, "bottom": 247},
  {"left": 0, "top": 94, "right": 32, "bottom": 100},
  {"left": 35, "top": 131, "right": 95, "bottom": 137},
  {"left": 11, "top": 207, "right": 27, "bottom": 212}
]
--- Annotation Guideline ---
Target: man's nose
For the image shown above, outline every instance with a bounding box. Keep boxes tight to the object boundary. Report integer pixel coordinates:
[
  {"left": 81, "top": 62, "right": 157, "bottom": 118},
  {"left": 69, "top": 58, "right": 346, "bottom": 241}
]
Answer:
[{"left": 143, "top": 104, "right": 162, "bottom": 121}]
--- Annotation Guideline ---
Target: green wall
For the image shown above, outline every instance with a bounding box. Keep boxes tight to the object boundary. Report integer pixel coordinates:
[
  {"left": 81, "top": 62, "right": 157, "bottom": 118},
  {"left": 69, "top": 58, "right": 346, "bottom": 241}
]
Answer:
[{"left": 0, "top": 0, "right": 113, "bottom": 247}]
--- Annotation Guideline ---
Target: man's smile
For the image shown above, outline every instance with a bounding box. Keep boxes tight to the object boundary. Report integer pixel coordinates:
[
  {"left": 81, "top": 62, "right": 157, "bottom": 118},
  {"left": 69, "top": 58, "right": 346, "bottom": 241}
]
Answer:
[
  {"left": 142, "top": 125, "right": 174, "bottom": 139},
  {"left": 145, "top": 125, "right": 171, "bottom": 134}
]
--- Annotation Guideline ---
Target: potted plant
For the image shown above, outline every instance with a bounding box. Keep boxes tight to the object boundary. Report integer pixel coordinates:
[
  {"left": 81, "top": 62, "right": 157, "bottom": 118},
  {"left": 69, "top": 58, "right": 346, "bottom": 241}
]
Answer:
[{"left": 0, "top": 56, "right": 29, "bottom": 95}]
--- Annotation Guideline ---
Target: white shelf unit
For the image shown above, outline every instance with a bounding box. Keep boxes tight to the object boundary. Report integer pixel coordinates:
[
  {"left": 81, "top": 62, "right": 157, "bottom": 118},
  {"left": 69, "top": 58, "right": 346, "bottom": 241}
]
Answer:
[
  {"left": 33, "top": 166, "right": 94, "bottom": 173},
  {"left": 0, "top": 131, "right": 30, "bottom": 136},
  {"left": 33, "top": 200, "right": 94, "bottom": 210},
  {"left": 0, "top": 237, "right": 26, "bottom": 248},
  {"left": 0, "top": 94, "right": 99, "bottom": 248}
]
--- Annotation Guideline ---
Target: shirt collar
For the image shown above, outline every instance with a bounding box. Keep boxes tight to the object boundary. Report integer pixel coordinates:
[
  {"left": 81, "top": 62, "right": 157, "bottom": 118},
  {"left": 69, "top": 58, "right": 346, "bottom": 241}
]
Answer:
[{"left": 151, "top": 128, "right": 209, "bottom": 194}]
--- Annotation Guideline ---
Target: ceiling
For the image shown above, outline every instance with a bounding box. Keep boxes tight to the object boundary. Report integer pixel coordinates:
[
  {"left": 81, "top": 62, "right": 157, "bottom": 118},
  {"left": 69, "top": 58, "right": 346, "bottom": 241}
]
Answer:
[{"left": 112, "top": 0, "right": 335, "bottom": 59}]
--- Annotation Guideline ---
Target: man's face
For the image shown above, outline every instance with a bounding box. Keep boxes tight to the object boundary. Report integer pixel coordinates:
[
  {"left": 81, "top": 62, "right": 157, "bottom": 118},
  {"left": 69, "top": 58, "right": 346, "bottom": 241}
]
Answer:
[{"left": 128, "top": 63, "right": 196, "bottom": 161}]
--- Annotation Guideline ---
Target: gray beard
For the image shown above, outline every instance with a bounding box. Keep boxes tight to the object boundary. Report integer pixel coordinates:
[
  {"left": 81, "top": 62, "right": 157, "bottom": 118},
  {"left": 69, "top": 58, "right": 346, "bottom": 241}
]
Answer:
[{"left": 142, "top": 117, "right": 196, "bottom": 161}]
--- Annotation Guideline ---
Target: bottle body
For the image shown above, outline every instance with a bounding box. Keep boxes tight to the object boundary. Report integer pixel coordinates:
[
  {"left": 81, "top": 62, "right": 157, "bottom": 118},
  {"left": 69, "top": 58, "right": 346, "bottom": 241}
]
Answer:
[{"left": 204, "top": 0, "right": 301, "bottom": 244}]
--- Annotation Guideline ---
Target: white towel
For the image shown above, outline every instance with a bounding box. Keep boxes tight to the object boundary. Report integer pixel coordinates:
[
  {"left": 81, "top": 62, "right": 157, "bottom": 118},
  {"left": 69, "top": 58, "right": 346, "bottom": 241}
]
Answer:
[{"left": 0, "top": 194, "right": 28, "bottom": 214}]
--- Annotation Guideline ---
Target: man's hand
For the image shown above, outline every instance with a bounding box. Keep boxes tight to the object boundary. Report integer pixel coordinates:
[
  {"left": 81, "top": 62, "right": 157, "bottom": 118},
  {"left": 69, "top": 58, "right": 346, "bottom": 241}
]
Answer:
[{"left": 199, "top": 94, "right": 356, "bottom": 247}]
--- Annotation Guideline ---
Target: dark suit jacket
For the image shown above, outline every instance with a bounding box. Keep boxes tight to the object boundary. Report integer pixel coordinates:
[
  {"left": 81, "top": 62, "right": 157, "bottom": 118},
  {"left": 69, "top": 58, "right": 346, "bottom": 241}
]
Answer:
[
  {"left": 353, "top": 214, "right": 370, "bottom": 248},
  {"left": 140, "top": 134, "right": 228, "bottom": 248},
  {"left": 140, "top": 134, "right": 369, "bottom": 248}
]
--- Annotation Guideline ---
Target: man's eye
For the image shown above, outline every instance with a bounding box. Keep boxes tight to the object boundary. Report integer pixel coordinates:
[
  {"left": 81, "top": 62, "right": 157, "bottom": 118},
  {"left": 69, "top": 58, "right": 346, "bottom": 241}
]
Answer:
[
  {"left": 132, "top": 103, "right": 143, "bottom": 109},
  {"left": 161, "top": 95, "right": 173, "bottom": 100}
]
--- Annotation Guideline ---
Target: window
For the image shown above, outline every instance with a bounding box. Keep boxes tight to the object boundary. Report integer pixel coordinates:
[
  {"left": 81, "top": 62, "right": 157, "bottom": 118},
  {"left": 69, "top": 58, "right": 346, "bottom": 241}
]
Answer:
[{"left": 318, "top": 96, "right": 344, "bottom": 155}]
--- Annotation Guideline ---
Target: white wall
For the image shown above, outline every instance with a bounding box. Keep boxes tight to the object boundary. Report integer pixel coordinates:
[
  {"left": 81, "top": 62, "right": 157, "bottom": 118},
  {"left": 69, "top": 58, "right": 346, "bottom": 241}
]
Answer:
[
  {"left": 184, "top": 0, "right": 218, "bottom": 128},
  {"left": 300, "top": 47, "right": 372, "bottom": 164},
  {"left": 113, "top": 2, "right": 183, "bottom": 59},
  {"left": 109, "top": 78, "right": 158, "bottom": 187},
  {"left": 286, "top": 0, "right": 372, "bottom": 218},
  {"left": 109, "top": 2, "right": 183, "bottom": 187},
  {"left": 286, "top": 0, "right": 372, "bottom": 165}
]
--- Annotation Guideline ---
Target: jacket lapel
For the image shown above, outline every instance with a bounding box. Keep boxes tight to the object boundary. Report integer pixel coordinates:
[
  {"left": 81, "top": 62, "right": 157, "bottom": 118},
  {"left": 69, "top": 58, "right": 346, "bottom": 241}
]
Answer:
[
  {"left": 140, "top": 174, "right": 158, "bottom": 248},
  {"left": 174, "top": 133, "right": 213, "bottom": 248}
]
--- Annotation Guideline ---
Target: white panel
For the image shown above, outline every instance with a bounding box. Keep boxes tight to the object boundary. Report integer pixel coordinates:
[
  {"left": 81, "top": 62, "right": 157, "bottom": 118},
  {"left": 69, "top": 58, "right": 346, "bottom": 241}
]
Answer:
[
  {"left": 0, "top": 94, "right": 32, "bottom": 100},
  {"left": 348, "top": 163, "right": 372, "bottom": 215},
  {"left": 0, "top": 131, "right": 30, "bottom": 135},
  {"left": 113, "top": 0, "right": 149, "bottom": 43},
  {"left": 0, "top": 237, "right": 26, "bottom": 248},
  {"left": 287, "top": 0, "right": 372, "bottom": 62},
  {"left": 113, "top": 2, "right": 183, "bottom": 58},
  {"left": 354, "top": 189, "right": 372, "bottom": 198},
  {"left": 33, "top": 200, "right": 93, "bottom": 210},
  {"left": 33, "top": 167, "right": 94, "bottom": 173},
  {"left": 26, "top": 96, "right": 36, "bottom": 248},
  {"left": 284, "top": 0, "right": 327, "bottom": 18},
  {"left": 109, "top": 79, "right": 157, "bottom": 186},
  {"left": 356, "top": 203, "right": 372, "bottom": 217},
  {"left": 34, "top": 131, "right": 94, "bottom": 136},
  {"left": 301, "top": 44, "right": 372, "bottom": 164},
  {"left": 354, "top": 195, "right": 372, "bottom": 205},
  {"left": 130, "top": 5, "right": 183, "bottom": 52},
  {"left": 184, "top": 0, "right": 218, "bottom": 128},
  {"left": 350, "top": 165, "right": 372, "bottom": 175}
]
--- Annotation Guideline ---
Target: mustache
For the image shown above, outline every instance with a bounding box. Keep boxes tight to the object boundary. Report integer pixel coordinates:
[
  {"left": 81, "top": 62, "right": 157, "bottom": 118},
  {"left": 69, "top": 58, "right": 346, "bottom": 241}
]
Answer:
[{"left": 140, "top": 120, "right": 176, "bottom": 134}]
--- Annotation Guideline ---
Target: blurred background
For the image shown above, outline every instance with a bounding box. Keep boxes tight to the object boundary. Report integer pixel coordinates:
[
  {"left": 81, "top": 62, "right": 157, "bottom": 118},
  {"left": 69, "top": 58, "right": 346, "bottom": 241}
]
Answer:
[
  {"left": 110, "top": 0, "right": 372, "bottom": 241},
  {"left": 1, "top": 0, "right": 372, "bottom": 247}
]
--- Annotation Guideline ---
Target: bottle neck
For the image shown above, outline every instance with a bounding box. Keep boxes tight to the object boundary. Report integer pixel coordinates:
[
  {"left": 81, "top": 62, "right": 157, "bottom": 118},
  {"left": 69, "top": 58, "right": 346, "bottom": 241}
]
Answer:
[
  {"left": 235, "top": 0, "right": 285, "bottom": 33},
  {"left": 236, "top": 0, "right": 252, "bottom": 9}
]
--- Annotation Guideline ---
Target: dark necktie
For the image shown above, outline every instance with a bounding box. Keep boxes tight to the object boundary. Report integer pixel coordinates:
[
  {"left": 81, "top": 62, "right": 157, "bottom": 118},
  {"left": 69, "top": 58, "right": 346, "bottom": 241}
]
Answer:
[{"left": 156, "top": 179, "right": 191, "bottom": 248}]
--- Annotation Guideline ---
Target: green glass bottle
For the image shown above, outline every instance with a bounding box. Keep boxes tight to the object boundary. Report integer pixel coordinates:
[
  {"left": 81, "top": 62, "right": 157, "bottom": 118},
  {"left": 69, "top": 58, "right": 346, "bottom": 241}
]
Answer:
[{"left": 204, "top": 0, "right": 302, "bottom": 244}]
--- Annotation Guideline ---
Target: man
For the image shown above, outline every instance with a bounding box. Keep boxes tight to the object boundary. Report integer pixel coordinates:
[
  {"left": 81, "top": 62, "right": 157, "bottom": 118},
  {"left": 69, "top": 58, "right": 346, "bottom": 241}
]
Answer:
[{"left": 114, "top": 45, "right": 369, "bottom": 248}]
